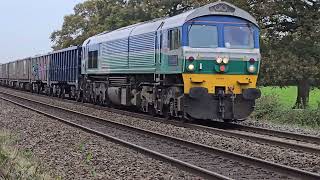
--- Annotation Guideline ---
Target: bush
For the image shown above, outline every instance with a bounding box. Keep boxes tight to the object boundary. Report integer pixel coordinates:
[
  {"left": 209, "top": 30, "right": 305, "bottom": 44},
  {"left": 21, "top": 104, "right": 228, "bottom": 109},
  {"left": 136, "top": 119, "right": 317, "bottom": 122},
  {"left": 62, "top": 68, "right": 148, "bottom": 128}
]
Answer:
[
  {"left": 252, "top": 94, "right": 281, "bottom": 119},
  {"left": 271, "top": 109, "right": 320, "bottom": 128},
  {"left": 252, "top": 95, "right": 320, "bottom": 129}
]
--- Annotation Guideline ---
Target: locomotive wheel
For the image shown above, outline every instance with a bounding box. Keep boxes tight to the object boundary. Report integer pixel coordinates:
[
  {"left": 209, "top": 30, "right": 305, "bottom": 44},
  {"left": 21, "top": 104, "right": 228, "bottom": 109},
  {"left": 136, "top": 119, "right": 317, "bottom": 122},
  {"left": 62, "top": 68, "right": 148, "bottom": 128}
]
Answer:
[
  {"left": 148, "top": 104, "right": 157, "bottom": 117},
  {"left": 98, "top": 93, "right": 104, "bottom": 106},
  {"left": 162, "top": 105, "right": 171, "bottom": 120},
  {"left": 183, "top": 116, "right": 195, "bottom": 123},
  {"left": 93, "top": 95, "right": 98, "bottom": 105},
  {"left": 169, "top": 100, "right": 175, "bottom": 117},
  {"left": 103, "top": 93, "right": 111, "bottom": 107}
]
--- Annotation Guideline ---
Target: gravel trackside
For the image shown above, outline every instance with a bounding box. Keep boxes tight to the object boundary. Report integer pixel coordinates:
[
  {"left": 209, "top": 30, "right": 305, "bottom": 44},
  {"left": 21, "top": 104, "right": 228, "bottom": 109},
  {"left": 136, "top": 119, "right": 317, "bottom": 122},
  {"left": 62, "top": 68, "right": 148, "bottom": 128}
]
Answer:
[
  {"left": 0, "top": 99, "right": 200, "bottom": 179},
  {"left": 241, "top": 119, "right": 320, "bottom": 137}
]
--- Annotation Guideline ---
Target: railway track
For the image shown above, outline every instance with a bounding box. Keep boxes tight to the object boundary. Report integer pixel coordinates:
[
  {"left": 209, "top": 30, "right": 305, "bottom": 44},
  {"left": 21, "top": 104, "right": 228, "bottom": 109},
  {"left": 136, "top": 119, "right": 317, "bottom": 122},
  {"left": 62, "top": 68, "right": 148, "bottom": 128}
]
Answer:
[
  {"left": 74, "top": 98, "right": 320, "bottom": 155},
  {"left": 1, "top": 91, "right": 320, "bottom": 179},
  {"left": 87, "top": 102, "right": 320, "bottom": 155},
  {"left": 34, "top": 89, "right": 320, "bottom": 155},
  {"left": 0, "top": 87, "right": 319, "bottom": 154}
]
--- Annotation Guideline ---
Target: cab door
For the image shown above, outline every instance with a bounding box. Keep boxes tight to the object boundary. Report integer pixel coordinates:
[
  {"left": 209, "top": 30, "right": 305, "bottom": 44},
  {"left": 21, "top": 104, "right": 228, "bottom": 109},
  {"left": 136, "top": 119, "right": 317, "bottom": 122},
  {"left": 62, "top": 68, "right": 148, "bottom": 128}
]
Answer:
[
  {"left": 156, "top": 30, "right": 163, "bottom": 73},
  {"left": 166, "top": 28, "right": 182, "bottom": 73}
]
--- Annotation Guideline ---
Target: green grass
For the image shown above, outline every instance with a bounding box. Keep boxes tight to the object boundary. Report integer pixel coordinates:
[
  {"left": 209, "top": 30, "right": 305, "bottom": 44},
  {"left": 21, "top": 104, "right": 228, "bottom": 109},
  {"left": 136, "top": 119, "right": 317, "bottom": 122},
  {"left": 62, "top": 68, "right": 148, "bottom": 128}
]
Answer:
[
  {"left": 0, "top": 131, "right": 51, "bottom": 179},
  {"left": 259, "top": 86, "right": 320, "bottom": 109}
]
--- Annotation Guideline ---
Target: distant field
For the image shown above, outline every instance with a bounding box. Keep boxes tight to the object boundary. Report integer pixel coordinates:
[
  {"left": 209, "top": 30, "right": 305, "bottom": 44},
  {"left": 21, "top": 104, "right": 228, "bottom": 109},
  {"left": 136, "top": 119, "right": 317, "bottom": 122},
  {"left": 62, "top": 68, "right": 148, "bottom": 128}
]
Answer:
[{"left": 259, "top": 86, "right": 320, "bottom": 109}]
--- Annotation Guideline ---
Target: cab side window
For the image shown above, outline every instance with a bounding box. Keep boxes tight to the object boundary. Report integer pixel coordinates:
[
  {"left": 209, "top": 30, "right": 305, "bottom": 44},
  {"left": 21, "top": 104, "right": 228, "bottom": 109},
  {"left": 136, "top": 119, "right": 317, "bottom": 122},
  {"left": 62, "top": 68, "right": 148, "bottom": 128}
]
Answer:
[
  {"left": 168, "top": 28, "right": 181, "bottom": 50},
  {"left": 88, "top": 51, "right": 98, "bottom": 69}
]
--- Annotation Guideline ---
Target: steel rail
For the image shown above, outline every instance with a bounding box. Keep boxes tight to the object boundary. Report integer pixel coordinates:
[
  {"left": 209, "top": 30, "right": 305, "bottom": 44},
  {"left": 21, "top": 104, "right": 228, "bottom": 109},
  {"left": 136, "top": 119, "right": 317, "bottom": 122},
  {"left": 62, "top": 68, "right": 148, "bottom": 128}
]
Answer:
[
  {"left": 229, "top": 123, "right": 320, "bottom": 144},
  {"left": 1, "top": 91, "right": 320, "bottom": 179},
  {"left": 79, "top": 100, "right": 320, "bottom": 155},
  {"left": 73, "top": 100, "right": 320, "bottom": 155},
  {"left": 1, "top": 87, "right": 319, "bottom": 154},
  {"left": 0, "top": 93, "right": 229, "bottom": 180},
  {"left": 177, "top": 123, "right": 320, "bottom": 155}
]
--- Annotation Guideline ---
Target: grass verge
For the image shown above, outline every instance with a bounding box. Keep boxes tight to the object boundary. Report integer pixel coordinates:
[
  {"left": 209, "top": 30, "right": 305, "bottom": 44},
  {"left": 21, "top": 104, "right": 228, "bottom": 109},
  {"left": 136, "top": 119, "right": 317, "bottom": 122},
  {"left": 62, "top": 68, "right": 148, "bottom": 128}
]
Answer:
[
  {"left": 0, "top": 130, "right": 50, "bottom": 179},
  {"left": 260, "top": 86, "right": 320, "bottom": 109}
]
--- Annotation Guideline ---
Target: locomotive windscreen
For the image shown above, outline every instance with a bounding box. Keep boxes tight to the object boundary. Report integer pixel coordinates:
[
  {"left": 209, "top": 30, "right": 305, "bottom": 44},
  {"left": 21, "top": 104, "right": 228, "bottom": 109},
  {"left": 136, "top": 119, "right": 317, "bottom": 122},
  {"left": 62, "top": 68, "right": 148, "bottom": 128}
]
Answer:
[
  {"left": 224, "top": 26, "right": 254, "bottom": 49},
  {"left": 188, "top": 25, "right": 218, "bottom": 48}
]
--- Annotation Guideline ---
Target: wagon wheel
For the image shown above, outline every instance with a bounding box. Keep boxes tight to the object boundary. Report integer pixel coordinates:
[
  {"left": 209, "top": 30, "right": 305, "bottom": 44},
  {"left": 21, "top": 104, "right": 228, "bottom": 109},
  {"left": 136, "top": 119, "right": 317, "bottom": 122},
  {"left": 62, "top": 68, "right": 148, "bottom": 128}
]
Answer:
[
  {"left": 30, "top": 84, "right": 34, "bottom": 93},
  {"left": 61, "top": 88, "right": 66, "bottom": 99},
  {"left": 68, "top": 90, "right": 73, "bottom": 100},
  {"left": 37, "top": 84, "right": 41, "bottom": 94},
  {"left": 76, "top": 90, "right": 82, "bottom": 102},
  {"left": 57, "top": 87, "right": 60, "bottom": 97},
  {"left": 48, "top": 87, "right": 52, "bottom": 96},
  {"left": 70, "top": 87, "right": 77, "bottom": 100}
]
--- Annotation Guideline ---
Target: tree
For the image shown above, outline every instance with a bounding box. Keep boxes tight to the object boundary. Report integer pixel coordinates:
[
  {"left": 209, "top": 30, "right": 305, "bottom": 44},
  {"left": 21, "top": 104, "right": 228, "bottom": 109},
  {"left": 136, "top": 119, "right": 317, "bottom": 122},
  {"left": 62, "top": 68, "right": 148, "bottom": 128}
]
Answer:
[
  {"left": 257, "top": 0, "right": 320, "bottom": 109},
  {"left": 50, "top": 0, "right": 251, "bottom": 49}
]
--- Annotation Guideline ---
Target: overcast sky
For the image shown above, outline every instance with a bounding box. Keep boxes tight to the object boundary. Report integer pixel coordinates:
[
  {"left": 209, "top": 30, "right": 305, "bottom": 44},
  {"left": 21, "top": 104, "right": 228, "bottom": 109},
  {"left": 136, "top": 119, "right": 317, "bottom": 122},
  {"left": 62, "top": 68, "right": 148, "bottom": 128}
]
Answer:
[{"left": 0, "top": 0, "right": 85, "bottom": 63}]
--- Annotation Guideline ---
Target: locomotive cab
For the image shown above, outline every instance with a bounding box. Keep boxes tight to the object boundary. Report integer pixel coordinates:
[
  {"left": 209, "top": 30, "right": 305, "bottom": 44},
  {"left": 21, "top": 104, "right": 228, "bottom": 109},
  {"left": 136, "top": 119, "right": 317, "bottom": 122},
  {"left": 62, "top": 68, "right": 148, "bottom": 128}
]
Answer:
[{"left": 180, "top": 7, "right": 261, "bottom": 120}]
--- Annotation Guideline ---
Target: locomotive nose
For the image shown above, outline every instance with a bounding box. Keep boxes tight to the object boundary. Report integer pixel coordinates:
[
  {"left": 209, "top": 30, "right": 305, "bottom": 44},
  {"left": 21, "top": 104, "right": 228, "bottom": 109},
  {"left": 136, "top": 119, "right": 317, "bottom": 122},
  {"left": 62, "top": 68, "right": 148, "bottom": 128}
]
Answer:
[{"left": 184, "top": 86, "right": 258, "bottom": 121}]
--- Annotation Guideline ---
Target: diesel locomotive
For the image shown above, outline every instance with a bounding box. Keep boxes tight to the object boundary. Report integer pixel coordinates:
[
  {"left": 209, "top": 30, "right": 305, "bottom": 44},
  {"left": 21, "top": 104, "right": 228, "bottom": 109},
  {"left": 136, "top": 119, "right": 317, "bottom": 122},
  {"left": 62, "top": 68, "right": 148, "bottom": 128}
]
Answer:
[{"left": 0, "top": 2, "right": 261, "bottom": 121}]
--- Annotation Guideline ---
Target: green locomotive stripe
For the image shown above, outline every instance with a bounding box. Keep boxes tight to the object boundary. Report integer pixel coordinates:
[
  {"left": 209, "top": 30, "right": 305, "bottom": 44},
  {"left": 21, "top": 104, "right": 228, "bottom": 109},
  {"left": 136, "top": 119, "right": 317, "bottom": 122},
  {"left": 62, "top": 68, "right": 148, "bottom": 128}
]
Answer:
[
  {"left": 95, "top": 52, "right": 259, "bottom": 75},
  {"left": 184, "top": 60, "right": 259, "bottom": 75}
]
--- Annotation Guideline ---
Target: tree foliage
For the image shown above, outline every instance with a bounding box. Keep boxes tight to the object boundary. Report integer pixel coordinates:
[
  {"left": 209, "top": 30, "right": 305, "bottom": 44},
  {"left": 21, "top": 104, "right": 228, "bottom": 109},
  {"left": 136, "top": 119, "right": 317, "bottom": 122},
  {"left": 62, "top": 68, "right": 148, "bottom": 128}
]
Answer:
[
  {"left": 257, "top": 0, "right": 320, "bottom": 108},
  {"left": 50, "top": 0, "right": 251, "bottom": 49}
]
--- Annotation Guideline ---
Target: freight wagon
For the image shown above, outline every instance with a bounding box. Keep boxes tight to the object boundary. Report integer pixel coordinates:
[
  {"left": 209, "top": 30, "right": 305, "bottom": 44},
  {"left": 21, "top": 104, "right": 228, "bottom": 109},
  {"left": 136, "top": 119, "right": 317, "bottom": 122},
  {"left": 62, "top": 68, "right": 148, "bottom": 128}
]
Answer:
[
  {"left": 29, "top": 54, "right": 50, "bottom": 93},
  {"left": 49, "top": 46, "right": 81, "bottom": 98},
  {"left": 0, "top": 63, "right": 9, "bottom": 85}
]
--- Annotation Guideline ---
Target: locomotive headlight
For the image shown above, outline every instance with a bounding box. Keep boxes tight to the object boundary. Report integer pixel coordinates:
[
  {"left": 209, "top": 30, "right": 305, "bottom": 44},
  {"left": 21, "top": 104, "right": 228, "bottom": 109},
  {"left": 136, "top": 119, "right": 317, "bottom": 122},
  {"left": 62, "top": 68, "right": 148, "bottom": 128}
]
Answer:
[
  {"left": 216, "top": 57, "right": 223, "bottom": 64},
  {"left": 223, "top": 57, "right": 229, "bottom": 64},
  {"left": 248, "top": 65, "right": 256, "bottom": 73},
  {"left": 188, "top": 64, "right": 195, "bottom": 71}
]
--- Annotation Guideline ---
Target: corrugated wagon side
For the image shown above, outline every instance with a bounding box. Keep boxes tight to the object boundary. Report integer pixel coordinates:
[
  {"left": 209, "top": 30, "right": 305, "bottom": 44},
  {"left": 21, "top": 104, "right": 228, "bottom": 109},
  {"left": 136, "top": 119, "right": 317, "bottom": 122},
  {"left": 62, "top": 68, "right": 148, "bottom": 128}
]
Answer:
[
  {"left": 16, "top": 58, "right": 31, "bottom": 89},
  {"left": 0, "top": 63, "right": 9, "bottom": 85},
  {"left": 8, "top": 61, "right": 17, "bottom": 87},
  {"left": 30, "top": 55, "right": 50, "bottom": 82},
  {"left": 6, "top": 58, "right": 31, "bottom": 88},
  {"left": 29, "top": 54, "right": 50, "bottom": 93},
  {"left": 49, "top": 46, "right": 81, "bottom": 98}
]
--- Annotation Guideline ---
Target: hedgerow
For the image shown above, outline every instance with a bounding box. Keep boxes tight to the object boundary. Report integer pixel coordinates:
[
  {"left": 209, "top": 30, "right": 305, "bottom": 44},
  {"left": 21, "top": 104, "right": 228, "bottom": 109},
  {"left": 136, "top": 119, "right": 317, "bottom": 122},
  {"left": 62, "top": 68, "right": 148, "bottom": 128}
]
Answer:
[{"left": 252, "top": 95, "right": 320, "bottom": 129}]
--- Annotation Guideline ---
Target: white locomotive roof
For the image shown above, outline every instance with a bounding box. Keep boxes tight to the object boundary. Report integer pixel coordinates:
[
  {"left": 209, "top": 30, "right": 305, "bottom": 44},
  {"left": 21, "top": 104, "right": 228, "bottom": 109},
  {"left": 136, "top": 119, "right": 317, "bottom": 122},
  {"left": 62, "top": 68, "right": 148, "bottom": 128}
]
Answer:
[{"left": 84, "top": 1, "right": 258, "bottom": 46}]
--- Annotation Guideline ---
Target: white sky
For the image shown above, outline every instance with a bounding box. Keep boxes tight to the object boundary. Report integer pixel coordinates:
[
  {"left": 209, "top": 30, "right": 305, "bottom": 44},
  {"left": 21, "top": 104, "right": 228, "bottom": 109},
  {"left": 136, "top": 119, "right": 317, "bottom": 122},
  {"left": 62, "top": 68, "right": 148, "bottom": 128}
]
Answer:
[{"left": 0, "top": 0, "right": 85, "bottom": 63}]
